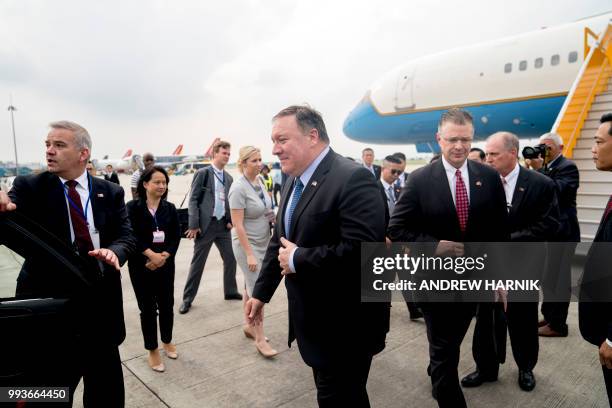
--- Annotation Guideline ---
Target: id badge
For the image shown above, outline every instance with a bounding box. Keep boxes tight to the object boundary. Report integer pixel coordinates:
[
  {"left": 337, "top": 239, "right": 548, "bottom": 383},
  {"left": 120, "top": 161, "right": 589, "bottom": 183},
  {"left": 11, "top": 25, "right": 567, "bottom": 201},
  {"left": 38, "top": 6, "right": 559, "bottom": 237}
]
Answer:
[
  {"left": 89, "top": 225, "right": 101, "bottom": 249},
  {"left": 219, "top": 191, "right": 226, "bottom": 201},
  {"left": 153, "top": 230, "right": 165, "bottom": 244}
]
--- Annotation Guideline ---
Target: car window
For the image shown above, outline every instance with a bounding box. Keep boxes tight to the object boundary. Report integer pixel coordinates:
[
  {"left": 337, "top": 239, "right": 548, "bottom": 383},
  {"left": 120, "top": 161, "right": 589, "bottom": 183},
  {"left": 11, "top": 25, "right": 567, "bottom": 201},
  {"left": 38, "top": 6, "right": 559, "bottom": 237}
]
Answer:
[{"left": 0, "top": 245, "right": 23, "bottom": 298}]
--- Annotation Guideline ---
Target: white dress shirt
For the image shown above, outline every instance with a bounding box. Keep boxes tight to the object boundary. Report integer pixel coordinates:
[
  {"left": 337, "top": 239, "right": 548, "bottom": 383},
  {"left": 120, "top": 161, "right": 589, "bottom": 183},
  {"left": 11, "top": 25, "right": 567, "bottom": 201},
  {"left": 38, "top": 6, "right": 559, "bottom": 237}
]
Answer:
[
  {"left": 501, "top": 163, "right": 521, "bottom": 209},
  {"left": 211, "top": 164, "right": 226, "bottom": 218},
  {"left": 441, "top": 156, "right": 470, "bottom": 206}
]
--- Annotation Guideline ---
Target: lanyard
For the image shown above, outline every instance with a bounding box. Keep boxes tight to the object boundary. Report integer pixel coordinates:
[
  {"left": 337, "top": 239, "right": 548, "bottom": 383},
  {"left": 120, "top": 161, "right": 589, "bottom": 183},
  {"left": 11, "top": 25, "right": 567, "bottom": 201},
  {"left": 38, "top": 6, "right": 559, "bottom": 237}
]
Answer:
[
  {"left": 63, "top": 174, "right": 92, "bottom": 225},
  {"left": 247, "top": 177, "right": 268, "bottom": 207},
  {"left": 213, "top": 170, "right": 225, "bottom": 186},
  {"left": 148, "top": 207, "right": 160, "bottom": 231}
]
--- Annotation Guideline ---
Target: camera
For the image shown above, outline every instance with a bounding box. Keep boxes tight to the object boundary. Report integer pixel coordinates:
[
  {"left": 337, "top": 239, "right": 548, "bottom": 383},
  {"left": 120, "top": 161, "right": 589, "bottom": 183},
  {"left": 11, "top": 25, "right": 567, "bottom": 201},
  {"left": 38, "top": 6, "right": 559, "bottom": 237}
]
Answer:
[{"left": 522, "top": 143, "right": 550, "bottom": 160}]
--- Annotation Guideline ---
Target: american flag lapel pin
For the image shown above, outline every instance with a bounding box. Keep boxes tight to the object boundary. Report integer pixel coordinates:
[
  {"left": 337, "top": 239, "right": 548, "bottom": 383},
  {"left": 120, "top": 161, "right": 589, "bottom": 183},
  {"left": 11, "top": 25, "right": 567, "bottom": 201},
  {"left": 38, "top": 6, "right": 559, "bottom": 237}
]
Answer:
[
  {"left": 519, "top": 187, "right": 525, "bottom": 192},
  {"left": 97, "top": 193, "right": 104, "bottom": 197},
  {"left": 475, "top": 181, "right": 482, "bottom": 187},
  {"left": 311, "top": 181, "right": 317, "bottom": 187}
]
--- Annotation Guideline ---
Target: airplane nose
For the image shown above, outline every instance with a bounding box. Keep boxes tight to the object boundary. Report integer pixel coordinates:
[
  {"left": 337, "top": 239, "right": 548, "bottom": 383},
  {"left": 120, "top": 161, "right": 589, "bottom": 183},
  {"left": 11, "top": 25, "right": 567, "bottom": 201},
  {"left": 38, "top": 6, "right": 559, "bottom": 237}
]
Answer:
[{"left": 343, "top": 92, "right": 379, "bottom": 143}]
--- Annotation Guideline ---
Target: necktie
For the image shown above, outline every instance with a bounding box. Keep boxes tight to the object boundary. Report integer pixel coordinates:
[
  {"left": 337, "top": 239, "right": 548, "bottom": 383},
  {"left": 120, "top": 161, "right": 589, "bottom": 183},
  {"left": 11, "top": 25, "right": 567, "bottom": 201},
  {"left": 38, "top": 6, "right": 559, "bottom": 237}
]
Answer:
[
  {"left": 604, "top": 195, "right": 612, "bottom": 221},
  {"left": 287, "top": 178, "right": 304, "bottom": 234},
  {"left": 65, "top": 180, "right": 94, "bottom": 256},
  {"left": 386, "top": 185, "right": 396, "bottom": 214},
  {"left": 455, "top": 169, "right": 469, "bottom": 232}
]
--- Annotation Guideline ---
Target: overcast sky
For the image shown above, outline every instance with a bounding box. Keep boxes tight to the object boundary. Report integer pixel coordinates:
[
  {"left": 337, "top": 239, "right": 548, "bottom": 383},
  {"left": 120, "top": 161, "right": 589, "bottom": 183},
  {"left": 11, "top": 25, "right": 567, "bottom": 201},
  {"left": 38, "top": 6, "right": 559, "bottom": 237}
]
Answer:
[{"left": 0, "top": 0, "right": 610, "bottom": 164}]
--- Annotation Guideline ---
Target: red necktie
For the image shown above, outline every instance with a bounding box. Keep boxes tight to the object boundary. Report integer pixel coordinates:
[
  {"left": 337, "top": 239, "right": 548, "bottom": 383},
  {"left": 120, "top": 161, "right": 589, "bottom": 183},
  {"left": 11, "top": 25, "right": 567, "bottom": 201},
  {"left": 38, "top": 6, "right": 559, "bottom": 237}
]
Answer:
[
  {"left": 65, "top": 180, "right": 94, "bottom": 256},
  {"left": 455, "top": 169, "right": 469, "bottom": 232}
]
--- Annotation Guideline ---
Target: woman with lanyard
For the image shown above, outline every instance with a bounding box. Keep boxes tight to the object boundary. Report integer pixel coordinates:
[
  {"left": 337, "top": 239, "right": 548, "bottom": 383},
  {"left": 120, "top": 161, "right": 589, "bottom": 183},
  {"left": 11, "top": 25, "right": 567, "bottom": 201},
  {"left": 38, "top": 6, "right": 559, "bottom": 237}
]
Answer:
[
  {"left": 228, "top": 146, "right": 278, "bottom": 358},
  {"left": 127, "top": 166, "right": 180, "bottom": 372}
]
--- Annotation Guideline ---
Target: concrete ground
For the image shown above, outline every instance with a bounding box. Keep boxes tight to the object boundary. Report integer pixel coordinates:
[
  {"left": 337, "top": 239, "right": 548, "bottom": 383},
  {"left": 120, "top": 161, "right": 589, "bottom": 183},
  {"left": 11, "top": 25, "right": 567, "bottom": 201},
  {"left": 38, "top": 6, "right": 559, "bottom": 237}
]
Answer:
[{"left": 2, "top": 173, "right": 607, "bottom": 407}]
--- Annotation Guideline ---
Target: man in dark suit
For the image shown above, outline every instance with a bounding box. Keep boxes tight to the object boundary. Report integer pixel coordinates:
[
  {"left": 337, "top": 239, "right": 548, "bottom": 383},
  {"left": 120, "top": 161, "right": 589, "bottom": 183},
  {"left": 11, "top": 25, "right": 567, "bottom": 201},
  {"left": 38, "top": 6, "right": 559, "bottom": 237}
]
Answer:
[
  {"left": 527, "top": 132, "right": 580, "bottom": 337},
  {"left": 388, "top": 108, "right": 509, "bottom": 408},
  {"left": 0, "top": 120, "right": 135, "bottom": 407},
  {"left": 104, "top": 164, "right": 120, "bottom": 184},
  {"left": 462, "top": 131, "right": 559, "bottom": 391},
  {"left": 362, "top": 147, "right": 382, "bottom": 179},
  {"left": 392, "top": 151, "right": 409, "bottom": 189},
  {"left": 245, "top": 105, "right": 389, "bottom": 407},
  {"left": 179, "top": 140, "right": 240, "bottom": 314},
  {"left": 579, "top": 112, "right": 612, "bottom": 405}
]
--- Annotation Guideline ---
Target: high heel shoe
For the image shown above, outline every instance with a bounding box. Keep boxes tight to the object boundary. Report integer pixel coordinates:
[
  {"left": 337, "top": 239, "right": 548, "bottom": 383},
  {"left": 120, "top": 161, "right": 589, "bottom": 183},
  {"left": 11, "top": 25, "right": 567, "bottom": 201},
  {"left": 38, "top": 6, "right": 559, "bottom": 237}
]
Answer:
[
  {"left": 148, "top": 349, "right": 165, "bottom": 372},
  {"left": 243, "top": 325, "right": 269, "bottom": 342},
  {"left": 162, "top": 343, "right": 178, "bottom": 359},
  {"left": 255, "top": 340, "right": 278, "bottom": 358}
]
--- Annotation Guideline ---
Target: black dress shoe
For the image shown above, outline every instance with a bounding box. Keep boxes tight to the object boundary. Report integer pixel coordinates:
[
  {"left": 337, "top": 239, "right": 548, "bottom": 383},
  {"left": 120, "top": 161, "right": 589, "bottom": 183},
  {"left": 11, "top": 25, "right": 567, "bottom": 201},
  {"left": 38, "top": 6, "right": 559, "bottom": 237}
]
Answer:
[
  {"left": 518, "top": 370, "right": 536, "bottom": 391},
  {"left": 461, "top": 370, "right": 498, "bottom": 387},
  {"left": 178, "top": 302, "right": 191, "bottom": 314},
  {"left": 224, "top": 293, "right": 243, "bottom": 300}
]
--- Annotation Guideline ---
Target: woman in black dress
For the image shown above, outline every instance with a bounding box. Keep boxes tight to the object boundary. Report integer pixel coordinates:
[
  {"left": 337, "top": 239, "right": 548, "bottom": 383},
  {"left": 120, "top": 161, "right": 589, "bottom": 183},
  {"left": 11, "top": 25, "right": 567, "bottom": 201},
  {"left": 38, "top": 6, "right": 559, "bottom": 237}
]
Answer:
[{"left": 127, "top": 166, "right": 180, "bottom": 372}]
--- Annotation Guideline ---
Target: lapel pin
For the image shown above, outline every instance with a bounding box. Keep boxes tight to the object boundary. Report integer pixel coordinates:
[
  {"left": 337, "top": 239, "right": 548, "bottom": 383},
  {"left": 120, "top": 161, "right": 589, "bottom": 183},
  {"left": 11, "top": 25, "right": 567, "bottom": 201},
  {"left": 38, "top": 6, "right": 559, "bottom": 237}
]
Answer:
[
  {"left": 519, "top": 187, "right": 525, "bottom": 192},
  {"left": 475, "top": 181, "right": 482, "bottom": 187},
  {"left": 311, "top": 181, "right": 317, "bottom": 187},
  {"left": 97, "top": 193, "right": 104, "bottom": 197}
]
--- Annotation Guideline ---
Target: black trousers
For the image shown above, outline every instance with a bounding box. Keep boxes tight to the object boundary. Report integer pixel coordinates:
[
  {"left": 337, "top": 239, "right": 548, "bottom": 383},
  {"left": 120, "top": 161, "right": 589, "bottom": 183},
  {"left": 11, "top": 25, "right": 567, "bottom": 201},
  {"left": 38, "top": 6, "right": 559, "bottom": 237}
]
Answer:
[
  {"left": 312, "top": 354, "right": 373, "bottom": 408},
  {"left": 422, "top": 302, "right": 476, "bottom": 408},
  {"left": 129, "top": 262, "right": 175, "bottom": 350},
  {"left": 472, "top": 302, "right": 538, "bottom": 374},
  {"left": 541, "top": 242, "right": 577, "bottom": 334}
]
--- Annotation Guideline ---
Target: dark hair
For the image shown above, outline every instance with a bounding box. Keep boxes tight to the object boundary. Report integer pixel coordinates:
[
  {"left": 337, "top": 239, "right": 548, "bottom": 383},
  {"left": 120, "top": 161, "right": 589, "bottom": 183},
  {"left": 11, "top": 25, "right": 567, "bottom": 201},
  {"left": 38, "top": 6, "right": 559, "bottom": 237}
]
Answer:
[
  {"left": 393, "top": 152, "right": 406, "bottom": 162},
  {"left": 469, "top": 147, "right": 486, "bottom": 160},
  {"left": 383, "top": 155, "right": 402, "bottom": 164},
  {"left": 260, "top": 164, "right": 270, "bottom": 173},
  {"left": 213, "top": 140, "right": 231, "bottom": 154},
  {"left": 601, "top": 113, "right": 612, "bottom": 136},
  {"left": 273, "top": 105, "right": 329, "bottom": 143},
  {"left": 438, "top": 108, "right": 473, "bottom": 130},
  {"left": 137, "top": 165, "right": 170, "bottom": 201}
]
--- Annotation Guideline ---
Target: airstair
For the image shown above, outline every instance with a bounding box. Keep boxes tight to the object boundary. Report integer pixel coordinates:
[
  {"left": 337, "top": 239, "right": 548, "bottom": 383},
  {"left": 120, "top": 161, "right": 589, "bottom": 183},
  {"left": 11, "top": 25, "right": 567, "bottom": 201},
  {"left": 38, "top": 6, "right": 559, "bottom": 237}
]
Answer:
[{"left": 552, "top": 22, "right": 612, "bottom": 242}]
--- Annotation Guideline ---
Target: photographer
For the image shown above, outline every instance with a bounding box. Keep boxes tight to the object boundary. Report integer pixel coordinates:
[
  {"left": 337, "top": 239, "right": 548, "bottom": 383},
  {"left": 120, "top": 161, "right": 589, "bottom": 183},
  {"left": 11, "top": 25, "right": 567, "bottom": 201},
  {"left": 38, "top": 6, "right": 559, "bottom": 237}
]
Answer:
[{"left": 525, "top": 132, "right": 580, "bottom": 337}]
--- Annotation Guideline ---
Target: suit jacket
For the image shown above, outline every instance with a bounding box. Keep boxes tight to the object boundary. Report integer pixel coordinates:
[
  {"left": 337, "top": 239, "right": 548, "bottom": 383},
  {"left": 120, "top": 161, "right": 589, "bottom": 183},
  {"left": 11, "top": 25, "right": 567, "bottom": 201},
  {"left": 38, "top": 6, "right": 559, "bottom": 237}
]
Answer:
[
  {"left": 104, "top": 172, "right": 120, "bottom": 185},
  {"left": 188, "top": 165, "right": 233, "bottom": 232},
  {"left": 9, "top": 171, "right": 135, "bottom": 345},
  {"left": 363, "top": 163, "right": 381, "bottom": 180},
  {"left": 539, "top": 155, "right": 580, "bottom": 241},
  {"left": 579, "top": 197, "right": 612, "bottom": 346},
  {"left": 388, "top": 159, "right": 509, "bottom": 244},
  {"left": 252, "top": 149, "right": 389, "bottom": 368},
  {"left": 126, "top": 199, "right": 180, "bottom": 269}
]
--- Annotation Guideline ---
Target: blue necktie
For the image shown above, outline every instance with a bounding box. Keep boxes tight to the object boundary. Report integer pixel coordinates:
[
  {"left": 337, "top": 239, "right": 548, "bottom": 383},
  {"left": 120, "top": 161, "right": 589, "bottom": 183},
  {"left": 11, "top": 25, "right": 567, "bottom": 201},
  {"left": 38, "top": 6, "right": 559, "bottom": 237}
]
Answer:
[{"left": 287, "top": 178, "right": 304, "bottom": 233}]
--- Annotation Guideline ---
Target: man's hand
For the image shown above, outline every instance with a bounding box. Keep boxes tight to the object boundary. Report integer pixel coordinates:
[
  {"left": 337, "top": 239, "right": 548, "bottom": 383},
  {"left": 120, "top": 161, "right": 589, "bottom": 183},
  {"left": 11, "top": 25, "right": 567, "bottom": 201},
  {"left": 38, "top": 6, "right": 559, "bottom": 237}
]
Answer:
[
  {"left": 88, "top": 248, "right": 120, "bottom": 271},
  {"left": 185, "top": 228, "right": 200, "bottom": 239},
  {"left": 226, "top": 223, "right": 233, "bottom": 230},
  {"left": 435, "top": 240, "right": 464, "bottom": 256},
  {"left": 525, "top": 158, "right": 543, "bottom": 170},
  {"left": 494, "top": 288, "right": 508, "bottom": 312},
  {"left": 279, "top": 237, "right": 297, "bottom": 275},
  {"left": 245, "top": 297, "right": 264, "bottom": 325},
  {"left": 0, "top": 191, "right": 16, "bottom": 212},
  {"left": 600, "top": 341, "right": 612, "bottom": 369}
]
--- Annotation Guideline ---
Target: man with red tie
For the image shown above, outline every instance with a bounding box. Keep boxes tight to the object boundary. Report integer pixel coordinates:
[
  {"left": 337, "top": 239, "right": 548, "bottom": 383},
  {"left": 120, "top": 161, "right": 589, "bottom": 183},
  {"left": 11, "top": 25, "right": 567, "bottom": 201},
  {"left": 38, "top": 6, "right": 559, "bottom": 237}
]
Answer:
[
  {"left": 579, "top": 112, "right": 612, "bottom": 405},
  {"left": 388, "top": 108, "right": 509, "bottom": 408},
  {"left": 0, "top": 121, "right": 135, "bottom": 407}
]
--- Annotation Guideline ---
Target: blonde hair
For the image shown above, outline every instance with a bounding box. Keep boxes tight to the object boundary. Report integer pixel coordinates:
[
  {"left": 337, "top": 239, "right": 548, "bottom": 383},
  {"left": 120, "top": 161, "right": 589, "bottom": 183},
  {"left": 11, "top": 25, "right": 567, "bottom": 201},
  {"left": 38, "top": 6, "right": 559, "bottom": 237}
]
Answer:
[{"left": 237, "top": 146, "right": 261, "bottom": 174}]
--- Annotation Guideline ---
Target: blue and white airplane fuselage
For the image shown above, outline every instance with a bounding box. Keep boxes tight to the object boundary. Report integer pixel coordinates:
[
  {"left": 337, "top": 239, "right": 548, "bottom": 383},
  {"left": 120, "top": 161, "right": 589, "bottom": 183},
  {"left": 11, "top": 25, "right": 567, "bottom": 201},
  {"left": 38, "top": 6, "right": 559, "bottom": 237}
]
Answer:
[{"left": 343, "top": 12, "right": 612, "bottom": 152}]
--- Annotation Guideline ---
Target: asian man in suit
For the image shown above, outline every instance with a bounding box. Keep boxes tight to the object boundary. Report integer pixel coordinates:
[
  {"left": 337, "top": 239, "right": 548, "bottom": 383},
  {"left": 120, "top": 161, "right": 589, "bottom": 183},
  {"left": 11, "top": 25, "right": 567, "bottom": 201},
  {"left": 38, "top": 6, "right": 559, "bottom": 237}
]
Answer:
[
  {"left": 245, "top": 105, "right": 389, "bottom": 407},
  {"left": 388, "top": 108, "right": 509, "bottom": 408},
  {"left": 0, "top": 120, "right": 135, "bottom": 407}
]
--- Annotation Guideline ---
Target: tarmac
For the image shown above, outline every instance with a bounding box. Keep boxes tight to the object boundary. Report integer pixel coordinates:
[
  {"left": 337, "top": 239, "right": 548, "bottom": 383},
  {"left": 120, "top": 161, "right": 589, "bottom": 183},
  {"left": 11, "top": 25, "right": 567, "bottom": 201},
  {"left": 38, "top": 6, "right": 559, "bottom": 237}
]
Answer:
[{"left": 1, "top": 172, "right": 609, "bottom": 407}]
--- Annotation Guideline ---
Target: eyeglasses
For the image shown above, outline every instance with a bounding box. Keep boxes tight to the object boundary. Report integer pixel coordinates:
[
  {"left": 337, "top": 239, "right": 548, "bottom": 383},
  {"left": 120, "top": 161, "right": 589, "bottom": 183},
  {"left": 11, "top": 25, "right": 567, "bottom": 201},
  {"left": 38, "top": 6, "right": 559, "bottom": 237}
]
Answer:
[{"left": 390, "top": 169, "right": 403, "bottom": 175}]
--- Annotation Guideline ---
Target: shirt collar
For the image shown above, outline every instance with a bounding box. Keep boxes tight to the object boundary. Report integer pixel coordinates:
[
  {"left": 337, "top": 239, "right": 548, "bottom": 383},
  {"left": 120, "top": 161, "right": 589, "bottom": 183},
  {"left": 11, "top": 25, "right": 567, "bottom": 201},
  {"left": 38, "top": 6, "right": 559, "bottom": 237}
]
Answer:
[
  {"left": 548, "top": 154, "right": 562, "bottom": 168},
  {"left": 211, "top": 163, "right": 223, "bottom": 174},
  {"left": 381, "top": 179, "right": 393, "bottom": 190},
  {"left": 59, "top": 170, "right": 89, "bottom": 190},
  {"left": 502, "top": 162, "right": 521, "bottom": 182},
  {"left": 441, "top": 155, "right": 468, "bottom": 175},
  {"left": 298, "top": 145, "right": 330, "bottom": 187}
]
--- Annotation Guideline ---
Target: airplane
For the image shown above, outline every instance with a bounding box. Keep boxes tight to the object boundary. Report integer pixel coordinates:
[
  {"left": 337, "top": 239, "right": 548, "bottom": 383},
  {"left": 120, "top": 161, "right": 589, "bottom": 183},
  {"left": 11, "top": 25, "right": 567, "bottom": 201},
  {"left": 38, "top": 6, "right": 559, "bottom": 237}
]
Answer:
[
  {"left": 155, "top": 139, "right": 220, "bottom": 170},
  {"left": 342, "top": 11, "right": 612, "bottom": 152},
  {"left": 93, "top": 149, "right": 140, "bottom": 173}
]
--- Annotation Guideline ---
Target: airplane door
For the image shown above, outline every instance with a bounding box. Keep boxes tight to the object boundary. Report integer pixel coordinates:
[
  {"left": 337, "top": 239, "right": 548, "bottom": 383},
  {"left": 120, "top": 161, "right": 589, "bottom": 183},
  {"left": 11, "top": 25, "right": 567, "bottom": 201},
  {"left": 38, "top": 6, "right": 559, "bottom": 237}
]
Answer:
[{"left": 395, "top": 66, "right": 415, "bottom": 110}]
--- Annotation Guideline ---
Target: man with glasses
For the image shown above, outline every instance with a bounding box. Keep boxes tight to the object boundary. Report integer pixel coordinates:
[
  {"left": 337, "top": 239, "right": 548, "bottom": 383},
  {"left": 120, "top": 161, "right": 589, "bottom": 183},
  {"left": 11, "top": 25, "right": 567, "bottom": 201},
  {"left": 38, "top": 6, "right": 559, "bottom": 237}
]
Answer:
[{"left": 388, "top": 108, "right": 509, "bottom": 408}]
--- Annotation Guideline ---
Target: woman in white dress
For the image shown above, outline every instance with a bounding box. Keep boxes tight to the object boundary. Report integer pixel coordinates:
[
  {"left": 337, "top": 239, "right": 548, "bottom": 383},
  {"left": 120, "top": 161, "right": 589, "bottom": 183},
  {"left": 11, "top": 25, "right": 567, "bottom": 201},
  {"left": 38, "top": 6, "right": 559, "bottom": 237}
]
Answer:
[{"left": 228, "top": 146, "right": 278, "bottom": 358}]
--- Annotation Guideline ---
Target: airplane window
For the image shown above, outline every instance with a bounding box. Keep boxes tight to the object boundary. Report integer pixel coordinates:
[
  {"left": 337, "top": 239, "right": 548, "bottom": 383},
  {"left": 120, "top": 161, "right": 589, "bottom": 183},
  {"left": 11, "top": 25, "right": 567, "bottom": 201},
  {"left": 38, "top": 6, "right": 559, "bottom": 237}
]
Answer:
[
  {"left": 551, "top": 54, "right": 560, "bottom": 66},
  {"left": 519, "top": 60, "right": 527, "bottom": 71},
  {"left": 535, "top": 58, "right": 543, "bottom": 68},
  {"left": 504, "top": 63, "right": 512, "bottom": 73},
  {"left": 568, "top": 51, "right": 578, "bottom": 63}
]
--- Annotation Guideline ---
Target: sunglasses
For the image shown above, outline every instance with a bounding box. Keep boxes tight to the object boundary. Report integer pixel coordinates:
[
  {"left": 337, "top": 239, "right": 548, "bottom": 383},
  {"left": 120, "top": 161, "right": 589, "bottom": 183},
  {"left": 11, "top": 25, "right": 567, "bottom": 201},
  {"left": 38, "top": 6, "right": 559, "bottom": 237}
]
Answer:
[{"left": 390, "top": 169, "right": 403, "bottom": 175}]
